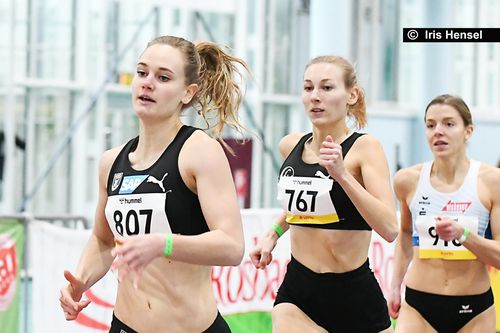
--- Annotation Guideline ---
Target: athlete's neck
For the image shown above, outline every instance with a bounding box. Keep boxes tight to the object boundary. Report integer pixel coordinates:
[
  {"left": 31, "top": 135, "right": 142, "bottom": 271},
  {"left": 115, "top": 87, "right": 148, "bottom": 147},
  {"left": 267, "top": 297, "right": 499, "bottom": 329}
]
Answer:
[
  {"left": 131, "top": 120, "right": 183, "bottom": 168},
  {"left": 309, "top": 125, "right": 351, "bottom": 154},
  {"left": 431, "top": 155, "right": 470, "bottom": 185}
]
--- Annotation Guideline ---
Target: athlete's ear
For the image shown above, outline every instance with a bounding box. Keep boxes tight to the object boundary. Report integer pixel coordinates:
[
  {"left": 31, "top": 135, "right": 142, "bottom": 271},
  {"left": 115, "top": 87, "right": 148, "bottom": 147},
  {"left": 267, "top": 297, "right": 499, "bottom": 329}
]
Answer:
[
  {"left": 347, "top": 86, "right": 359, "bottom": 106},
  {"left": 182, "top": 84, "right": 198, "bottom": 104},
  {"left": 465, "top": 125, "right": 473, "bottom": 140}
]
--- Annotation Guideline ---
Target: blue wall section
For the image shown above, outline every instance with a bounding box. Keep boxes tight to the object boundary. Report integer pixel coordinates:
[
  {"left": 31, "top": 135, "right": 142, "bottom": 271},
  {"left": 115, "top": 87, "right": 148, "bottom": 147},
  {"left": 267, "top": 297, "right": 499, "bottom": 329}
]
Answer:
[
  {"left": 468, "top": 119, "right": 500, "bottom": 166},
  {"left": 367, "top": 111, "right": 500, "bottom": 179}
]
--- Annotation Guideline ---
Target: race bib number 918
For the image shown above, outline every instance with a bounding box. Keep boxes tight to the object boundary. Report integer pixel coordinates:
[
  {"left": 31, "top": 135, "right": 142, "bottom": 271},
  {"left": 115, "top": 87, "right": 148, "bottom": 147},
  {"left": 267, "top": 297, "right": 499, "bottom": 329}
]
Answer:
[{"left": 415, "top": 215, "right": 478, "bottom": 260}]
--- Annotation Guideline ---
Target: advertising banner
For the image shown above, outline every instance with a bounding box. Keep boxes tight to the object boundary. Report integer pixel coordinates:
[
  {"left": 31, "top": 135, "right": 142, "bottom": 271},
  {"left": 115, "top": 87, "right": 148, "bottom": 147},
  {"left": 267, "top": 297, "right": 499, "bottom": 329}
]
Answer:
[
  {"left": 29, "top": 210, "right": 403, "bottom": 333},
  {"left": 0, "top": 219, "right": 25, "bottom": 333}
]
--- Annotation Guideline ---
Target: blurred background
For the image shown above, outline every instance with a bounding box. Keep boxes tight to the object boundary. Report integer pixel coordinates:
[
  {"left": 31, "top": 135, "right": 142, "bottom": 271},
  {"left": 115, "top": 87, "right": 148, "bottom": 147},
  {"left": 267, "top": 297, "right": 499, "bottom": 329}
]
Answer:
[
  {"left": 1, "top": 0, "right": 500, "bottom": 214},
  {"left": 1, "top": 0, "right": 500, "bottom": 332}
]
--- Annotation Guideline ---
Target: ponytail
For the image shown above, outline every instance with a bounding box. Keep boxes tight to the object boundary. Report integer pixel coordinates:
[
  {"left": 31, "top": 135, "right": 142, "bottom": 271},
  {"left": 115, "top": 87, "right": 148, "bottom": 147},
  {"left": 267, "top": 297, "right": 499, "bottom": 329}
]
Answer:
[
  {"left": 349, "top": 85, "right": 367, "bottom": 129},
  {"left": 195, "top": 42, "right": 251, "bottom": 149}
]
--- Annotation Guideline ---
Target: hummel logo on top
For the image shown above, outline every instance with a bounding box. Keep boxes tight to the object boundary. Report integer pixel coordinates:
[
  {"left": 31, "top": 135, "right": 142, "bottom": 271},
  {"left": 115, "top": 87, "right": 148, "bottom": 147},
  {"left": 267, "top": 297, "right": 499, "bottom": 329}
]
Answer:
[{"left": 147, "top": 173, "right": 168, "bottom": 192}]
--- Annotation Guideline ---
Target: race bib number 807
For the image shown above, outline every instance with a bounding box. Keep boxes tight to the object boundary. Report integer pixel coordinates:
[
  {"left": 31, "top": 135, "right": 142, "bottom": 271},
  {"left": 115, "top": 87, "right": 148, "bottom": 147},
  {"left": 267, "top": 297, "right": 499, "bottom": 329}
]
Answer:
[{"left": 105, "top": 193, "right": 171, "bottom": 237}]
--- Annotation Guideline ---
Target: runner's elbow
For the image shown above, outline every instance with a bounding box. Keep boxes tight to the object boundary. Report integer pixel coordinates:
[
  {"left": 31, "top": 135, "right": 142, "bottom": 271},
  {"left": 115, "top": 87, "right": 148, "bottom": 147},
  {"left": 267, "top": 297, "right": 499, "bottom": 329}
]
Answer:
[
  {"left": 381, "top": 226, "right": 399, "bottom": 243},
  {"left": 227, "top": 241, "right": 245, "bottom": 266}
]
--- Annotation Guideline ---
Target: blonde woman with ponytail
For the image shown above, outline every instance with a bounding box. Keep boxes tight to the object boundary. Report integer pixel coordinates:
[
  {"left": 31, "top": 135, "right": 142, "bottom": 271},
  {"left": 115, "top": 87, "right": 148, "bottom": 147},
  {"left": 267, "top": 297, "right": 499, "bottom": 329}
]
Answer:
[
  {"left": 250, "top": 55, "right": 398, "bottom": 333},
  {"left": 59, "top": 35, "right": 250, "bottom": 333}
]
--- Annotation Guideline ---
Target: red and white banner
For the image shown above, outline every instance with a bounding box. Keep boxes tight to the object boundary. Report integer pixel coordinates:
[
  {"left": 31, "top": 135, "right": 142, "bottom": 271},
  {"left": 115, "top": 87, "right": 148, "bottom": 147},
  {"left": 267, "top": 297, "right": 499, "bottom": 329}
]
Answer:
[
  {"left": 0, "top": 219, "right": 24, "bottom": 333},
  {"left": 30, "top": 222, "right": 116, "bottom": 333},
  {"left": 30, "top": 209, "right": 395, "bottom": 333},
  {"left": 213, "top": 209, "right": 289, "bottom": 314}
]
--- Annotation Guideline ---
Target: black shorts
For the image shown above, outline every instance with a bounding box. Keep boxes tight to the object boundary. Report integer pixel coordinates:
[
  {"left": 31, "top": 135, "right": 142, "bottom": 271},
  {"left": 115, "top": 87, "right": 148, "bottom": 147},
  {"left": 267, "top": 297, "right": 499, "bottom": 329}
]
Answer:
[
  {"left": 274, "top": 256, "right": 391, "bottom": 333},
  {"left": 405, "top": 286, "right": 494, "bottom": 333},
  {"left": 109, "top": 314, "right": 135, "bottom": 333},
  {"left": 109, "top": 311, "right": 231, "bottom": 333}
]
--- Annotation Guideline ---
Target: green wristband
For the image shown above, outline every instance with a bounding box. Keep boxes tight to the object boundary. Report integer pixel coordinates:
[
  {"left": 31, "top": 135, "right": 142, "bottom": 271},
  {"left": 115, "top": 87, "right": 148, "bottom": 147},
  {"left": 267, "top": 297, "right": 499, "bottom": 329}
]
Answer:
[
  {"left": 164, "top": 233, "right": 173, "bottom": 257},
  {"left": 272, "top": 223, "right": 284, "bottom": 238},
  {"left": 458, "top": 227, "right": 470, "bottom": 244}
]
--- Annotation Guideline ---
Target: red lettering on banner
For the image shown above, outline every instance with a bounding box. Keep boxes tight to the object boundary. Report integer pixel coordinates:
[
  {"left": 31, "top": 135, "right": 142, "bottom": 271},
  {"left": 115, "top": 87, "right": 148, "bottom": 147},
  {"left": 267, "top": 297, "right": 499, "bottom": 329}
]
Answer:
[
  {"left": 212, "top": 257, "right": 289, "bottom": 306},
  {"left": 241, "top": 260, "right": 257, "bottom": 302},
  {"left": 370, "top": 240, "right": 394, "bottom": 297},
  {"left": 212, "top": 266, "right": 225, "bottom": 305},
  {"left": 76, "top": 313, "right": 110, "bottom": 331},
  {"left": 259, "top": 260, "right": 281, "bottom": 301},
  {"left": 385, "top": 255, "right": 394, "bottom": 291},
  {"left": 75, "top": 289, "right": 114, "bottom": 330},
  {"left": 0, "top": 236, "right": 17, "bottom": 310},
  {"left": 84, "top": 289, "right": 114, "bottom": 308},
  {"left": 226, "top": 266, "right": 243, "bottom": 303}
]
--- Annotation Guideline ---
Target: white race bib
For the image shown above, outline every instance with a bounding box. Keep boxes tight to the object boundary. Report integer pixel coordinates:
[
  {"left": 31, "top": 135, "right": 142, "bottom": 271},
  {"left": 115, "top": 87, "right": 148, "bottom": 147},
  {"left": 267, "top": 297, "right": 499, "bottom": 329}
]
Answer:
[
  {"left": 415, "top": 215, "right": 478, "bottom": 260},
  {"left": 277, "top": 176, "right": 338, "bottom": 224},
  {"left": 105, "top": 193, "right": 171, "bottom": 237}
]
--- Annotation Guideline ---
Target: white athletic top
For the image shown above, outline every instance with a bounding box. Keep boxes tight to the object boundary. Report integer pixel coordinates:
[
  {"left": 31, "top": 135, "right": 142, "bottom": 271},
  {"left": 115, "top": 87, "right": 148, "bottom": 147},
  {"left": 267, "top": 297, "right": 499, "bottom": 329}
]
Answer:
[{"left": 409, "top": 160, "right": 490, "bottom": 260}]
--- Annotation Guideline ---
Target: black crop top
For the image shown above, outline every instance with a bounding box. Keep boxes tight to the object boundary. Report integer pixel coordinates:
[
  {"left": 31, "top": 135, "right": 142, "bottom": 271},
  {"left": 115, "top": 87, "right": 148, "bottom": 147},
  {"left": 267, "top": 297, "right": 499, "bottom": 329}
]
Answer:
[
  {"left": 104, "top": 125, "right": 209, "bottom": 237},
  {"left": 277, "top": 132, "right": 371, "bottom": 230}
]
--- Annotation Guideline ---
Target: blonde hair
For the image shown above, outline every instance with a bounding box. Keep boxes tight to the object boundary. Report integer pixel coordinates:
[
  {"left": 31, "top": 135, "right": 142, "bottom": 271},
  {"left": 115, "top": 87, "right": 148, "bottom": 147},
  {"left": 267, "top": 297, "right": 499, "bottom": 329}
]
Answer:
[
  {"left": 146, "top": 36, "right": 251, "bottom": 151},
  {"left": 305, "top": 55, "right": 367, "bottom": 129}
]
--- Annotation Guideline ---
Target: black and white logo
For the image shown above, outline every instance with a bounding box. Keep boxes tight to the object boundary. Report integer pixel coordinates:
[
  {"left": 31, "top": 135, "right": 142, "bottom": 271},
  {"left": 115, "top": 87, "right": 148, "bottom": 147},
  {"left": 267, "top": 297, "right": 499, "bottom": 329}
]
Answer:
[
  {"left": 314, "top": 170, "right": 331, "bottom": 180},
  {"left": 111, "top": 172, "right": 124, "bottom": 192},
  {"left": 418, "top": 195, "right": 431, "bottom": 205},
  {"left": 459, "top": 304, "right": 473, "bottom": 314},
  {"left": 280, "top": 166, "right": 294, "bottom": 178},
  {"left": 147, "top": 173, "right": 169, "bottom": 192}
]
